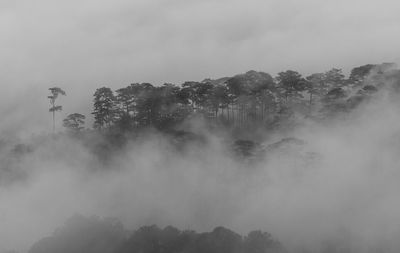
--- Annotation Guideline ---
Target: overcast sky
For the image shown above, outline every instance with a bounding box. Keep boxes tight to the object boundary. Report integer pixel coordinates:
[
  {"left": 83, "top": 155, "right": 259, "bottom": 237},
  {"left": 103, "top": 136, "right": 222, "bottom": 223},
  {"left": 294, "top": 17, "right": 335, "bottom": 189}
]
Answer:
[{"left": 1, "top": 0, "right": 400, "bottom": 134}]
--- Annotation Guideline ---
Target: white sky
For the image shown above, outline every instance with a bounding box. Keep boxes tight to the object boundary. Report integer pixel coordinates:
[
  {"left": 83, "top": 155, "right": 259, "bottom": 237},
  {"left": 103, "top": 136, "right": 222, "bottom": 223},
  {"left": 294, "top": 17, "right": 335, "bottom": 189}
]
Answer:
[{"left": 1, "top": 0, "right": 400, "bottom": 134}]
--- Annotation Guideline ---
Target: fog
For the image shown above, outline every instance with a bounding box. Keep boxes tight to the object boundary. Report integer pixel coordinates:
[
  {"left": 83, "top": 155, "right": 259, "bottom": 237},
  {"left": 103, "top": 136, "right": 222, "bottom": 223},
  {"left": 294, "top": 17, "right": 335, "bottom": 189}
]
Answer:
[
  {"left": 1, "top": 81, "right": 400, "bottom": 253},
  {"left": 2, "top": 1, "right": 400, "bottom": 252},
  {"left": 2, "top": 0, "right": 400, "bottom": 135}
]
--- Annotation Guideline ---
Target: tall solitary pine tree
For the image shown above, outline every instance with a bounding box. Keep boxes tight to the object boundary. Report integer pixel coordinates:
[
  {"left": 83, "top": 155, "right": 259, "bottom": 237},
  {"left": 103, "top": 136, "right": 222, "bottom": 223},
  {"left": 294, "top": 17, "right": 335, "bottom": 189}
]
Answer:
[{"left": 48, "top": 87, "right": 66, "bottom": 133}]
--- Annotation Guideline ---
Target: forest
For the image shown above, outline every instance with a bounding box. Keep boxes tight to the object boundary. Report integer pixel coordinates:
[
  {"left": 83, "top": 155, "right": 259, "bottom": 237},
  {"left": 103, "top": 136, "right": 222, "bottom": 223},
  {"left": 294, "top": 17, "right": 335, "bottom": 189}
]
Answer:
[
  {"left": 4, "top": 0, "right": 400, "bottom": 251},
  {"left": 57, "top": 62, "right": 396, "bottom": 136},
  {"left": 47, "top": 62, "right": 399, "bottom": 160},
  {"left": 28, "top": 215, "right": 284, "bottom": 253},
  {"left": 3, "top": 62, "right": 400, "bottom": 253}
]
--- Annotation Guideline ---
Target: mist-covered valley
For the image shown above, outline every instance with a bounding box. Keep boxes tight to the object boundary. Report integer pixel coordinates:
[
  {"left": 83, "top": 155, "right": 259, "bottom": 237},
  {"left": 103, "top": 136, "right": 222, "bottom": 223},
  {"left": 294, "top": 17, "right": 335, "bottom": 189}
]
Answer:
[{"left": 1, "top": 63, "right": 400, "bottom": 253}]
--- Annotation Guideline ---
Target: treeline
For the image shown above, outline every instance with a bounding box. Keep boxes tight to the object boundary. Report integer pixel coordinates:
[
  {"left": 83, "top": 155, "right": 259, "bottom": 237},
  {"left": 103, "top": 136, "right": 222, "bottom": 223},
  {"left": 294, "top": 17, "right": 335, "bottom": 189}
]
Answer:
[
  {"left": 29, "top": 215, "right": 285, "bottom": 253},
  {"left": 58, "top": 62, "right": 397, "bottom": 133}
]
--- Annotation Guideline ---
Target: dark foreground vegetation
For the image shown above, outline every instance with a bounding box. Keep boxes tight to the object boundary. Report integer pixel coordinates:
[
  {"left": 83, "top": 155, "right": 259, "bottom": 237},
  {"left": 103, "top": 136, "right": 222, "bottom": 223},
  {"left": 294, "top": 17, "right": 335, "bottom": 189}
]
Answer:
[{"left": 29, "top": 215, "right": 285, "bottom": 253}]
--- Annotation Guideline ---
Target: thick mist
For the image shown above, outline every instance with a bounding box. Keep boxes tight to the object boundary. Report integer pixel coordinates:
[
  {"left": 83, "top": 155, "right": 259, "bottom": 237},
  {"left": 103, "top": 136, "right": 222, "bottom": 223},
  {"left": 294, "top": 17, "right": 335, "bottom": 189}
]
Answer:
[{"left": 2, "top": 87, "right": 400, "bottom": 253}]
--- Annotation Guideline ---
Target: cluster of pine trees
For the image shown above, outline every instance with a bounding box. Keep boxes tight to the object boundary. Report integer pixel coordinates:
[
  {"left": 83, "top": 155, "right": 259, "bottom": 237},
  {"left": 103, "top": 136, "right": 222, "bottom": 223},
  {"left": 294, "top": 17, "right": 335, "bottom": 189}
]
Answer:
[{"left": 55, "top": 63, "right": 397, "bottom": 133}]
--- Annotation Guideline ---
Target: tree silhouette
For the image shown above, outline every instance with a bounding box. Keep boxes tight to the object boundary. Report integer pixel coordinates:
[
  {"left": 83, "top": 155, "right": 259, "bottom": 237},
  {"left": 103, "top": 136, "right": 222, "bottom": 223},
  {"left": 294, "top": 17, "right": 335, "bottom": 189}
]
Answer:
[
  {"left": 48, "top": 87, "right": 66, "bottom": 133},
  {"left": 243, "top": 230, "right": 284, "bottom": 253},
  {"left": 115, "top": 85, "right": 137, "bottom": 116},
  {"left": 29, "top": 215, "right": 125, "bottom": 253},
  {"left": 349, "top": 64, "right": 376, "bottom": 84},
  {"left": 63, "top": 113, "right": 86, "bottom": 132},
  {"left": 305, "top": 73, "right": 329, "bottom": 112},
  {"left": 28, "top": 215, "right": 286, "bottom": 253},
  {"left": 324, "top": 68, "right": 346, "bottom": 88},
  {"left": 226, "top": 71, "right": 276, "bottom": 126},
  {"left": 208, "top": 84, "right": 229, "bottom": 119},
  {"left": 92, "top": 87, "right": 117, "bottom": 129},
  {"left": 181, "top": 81, "right": 213, "bottom": 111},
  {"left": 275, "top": 70, "right": 306, "bottom": 105},
  {"left": 132, "top": 83, "right": 156, "bottom": 127}
]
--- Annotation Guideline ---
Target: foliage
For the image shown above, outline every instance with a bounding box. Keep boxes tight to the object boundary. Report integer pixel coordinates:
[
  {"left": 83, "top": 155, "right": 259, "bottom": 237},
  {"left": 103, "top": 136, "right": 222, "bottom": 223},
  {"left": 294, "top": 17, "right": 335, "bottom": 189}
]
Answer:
[
  {"left": 324, "top": 68, "right": 345, "bottom": 88},
  {"left": 63, "top": 113, "right": 86, "bottom": 132},
  {"left": 48, "top": 87, "right": 66, "bottom": 132},
  {"left": 275, "top": 70, "right": 306, "bottom": 104},
  {"left": 29, "top": 215, "right": 284, "bottom": 253},
  {"left": 92, "top": 87, "right": 117, "bottom": 129},
  {"left": 305, "top": 73, "right": 328, "bottom": 106},
  {"left": 50, "top": 63, "right": 395, "bottom": 135},
  {"left": 349, "top": 64, "right": 376, "bottom": 84},
  {"left": 29, "top": 215, "right": 125, "bottom": 253}
]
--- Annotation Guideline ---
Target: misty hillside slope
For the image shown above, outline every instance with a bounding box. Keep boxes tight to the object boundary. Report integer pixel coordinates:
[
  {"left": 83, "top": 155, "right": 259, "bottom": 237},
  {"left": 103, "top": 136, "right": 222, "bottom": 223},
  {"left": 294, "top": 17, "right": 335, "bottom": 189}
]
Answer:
[{"left": 4, "top": 62, "right": 400, "bottom": 253}]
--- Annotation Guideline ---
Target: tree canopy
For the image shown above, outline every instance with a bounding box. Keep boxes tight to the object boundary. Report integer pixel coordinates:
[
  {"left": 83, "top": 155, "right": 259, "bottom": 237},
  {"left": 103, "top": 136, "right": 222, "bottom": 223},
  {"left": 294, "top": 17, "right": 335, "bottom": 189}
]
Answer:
[
  {"left": 29, "top": 215, "right": 284, "bottom": 253},
  {"left": 63, "top": 113, "right": 86, "bottom": 132},
  {"left": 47, "top": 63, "right": 396, "bottom": 135}
]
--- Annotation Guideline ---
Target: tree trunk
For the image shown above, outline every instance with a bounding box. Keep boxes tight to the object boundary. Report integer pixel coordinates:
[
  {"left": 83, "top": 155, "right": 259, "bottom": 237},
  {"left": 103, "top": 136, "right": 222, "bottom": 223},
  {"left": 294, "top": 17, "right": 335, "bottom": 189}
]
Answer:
[{"left": 53, "top": 110, "right": 55, "bottom": 133}]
